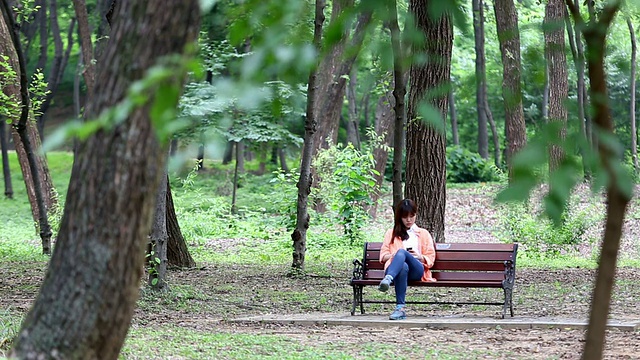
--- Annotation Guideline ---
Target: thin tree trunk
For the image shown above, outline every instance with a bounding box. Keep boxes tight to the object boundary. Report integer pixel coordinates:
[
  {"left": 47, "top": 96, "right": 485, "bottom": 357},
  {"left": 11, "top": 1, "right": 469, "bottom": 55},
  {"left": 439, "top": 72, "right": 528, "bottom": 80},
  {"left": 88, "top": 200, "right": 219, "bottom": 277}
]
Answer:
[
  {"left": 291, "top": 0, "right": 325, "bottom": 271},
  {"left": 72, "top": 0, "right": 96, "bottom": 99},
  {"left": 545, "top": 0, "right": 568, "bottom": 171},
  {"left": 485, "top": 95, "right": 501, "bottom": 167},
  {"left": 231, "top": 141, "right": 240, "bottom": 214},
  {"left": 0, "top": 119, "right": 12, "bottom": 199},
  {"left": 0, "top": 1, "right": 53, "bottom": 254},
  {"left": 278, "top": 147, "right": 289, "bottom": 172},
  {"left": 35, "top": 0, "right": 47, "bottom": 73},
  {"left": 149, "top": 166, "right": 169, "bottom": 290},
  {"left": 493, "top": 0, "right": 526, "bottom": 181},
  {"left": 449, "top": 87, "right": 459, "bottom": 146},
  {"left": 36, "top": 0, "right": 67, "bottom": 139},
  {"left": 473, "top": 0, "right": 488, "bottom": 158},
  {"left": 405, "top": 0, "right": 453, "bottom": 243},
  {"left": 166, "top": 175, "right": 196, "bottom": 268},
  {"left": 387, "top": 0, "right": 405, "bottom": 208},
  {"left": 628, "top": 17, "right": 638, "bottom": 172},
  {"left": 346, "top": 68, "right": 360, "bottom": 149},
  {"left": 371, "top": 88, "right": 394, "bottom": 218},
  {"left": 9, "top": 0, "right": 199, "bottom": 358},
  {"left": 566, "top": 2, "right": 629, "bottom": 360}
]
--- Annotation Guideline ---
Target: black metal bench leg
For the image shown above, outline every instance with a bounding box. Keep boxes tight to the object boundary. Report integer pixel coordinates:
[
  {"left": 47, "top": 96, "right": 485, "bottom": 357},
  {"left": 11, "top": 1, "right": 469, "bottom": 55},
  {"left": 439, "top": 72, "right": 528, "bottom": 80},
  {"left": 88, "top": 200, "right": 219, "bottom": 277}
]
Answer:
[
  {"left": 358, "top": 286, "right": 365, "bottom": 314},
  {"left": 351, "top": 285, "right": 358, "bottom": 315},
  {"left": 503, "top": 285, "right": 514, "bottom": 318}
]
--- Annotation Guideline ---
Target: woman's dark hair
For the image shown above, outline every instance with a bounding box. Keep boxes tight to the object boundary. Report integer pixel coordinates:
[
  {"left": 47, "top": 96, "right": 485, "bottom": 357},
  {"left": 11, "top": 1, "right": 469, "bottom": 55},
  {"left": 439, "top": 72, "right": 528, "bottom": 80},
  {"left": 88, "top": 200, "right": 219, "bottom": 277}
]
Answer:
[{"left": 392, "top": 199, "right": 417, "bottom": 241}]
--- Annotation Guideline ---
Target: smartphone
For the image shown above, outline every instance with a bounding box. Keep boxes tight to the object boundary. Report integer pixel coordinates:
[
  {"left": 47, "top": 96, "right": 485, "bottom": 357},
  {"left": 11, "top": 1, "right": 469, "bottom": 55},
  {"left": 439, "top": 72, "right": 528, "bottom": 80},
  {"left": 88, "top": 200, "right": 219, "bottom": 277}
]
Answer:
[{"left": 406, "top": 247, "right": 413, "bottom": 251}]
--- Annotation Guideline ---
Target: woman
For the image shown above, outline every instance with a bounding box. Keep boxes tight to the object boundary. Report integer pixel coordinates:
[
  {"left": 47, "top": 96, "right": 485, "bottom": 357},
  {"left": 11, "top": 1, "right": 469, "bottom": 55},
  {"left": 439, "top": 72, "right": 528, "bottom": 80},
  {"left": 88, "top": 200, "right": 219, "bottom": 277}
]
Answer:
[{"left": 378, "top": 199, "right": 436, "bottom": 320}]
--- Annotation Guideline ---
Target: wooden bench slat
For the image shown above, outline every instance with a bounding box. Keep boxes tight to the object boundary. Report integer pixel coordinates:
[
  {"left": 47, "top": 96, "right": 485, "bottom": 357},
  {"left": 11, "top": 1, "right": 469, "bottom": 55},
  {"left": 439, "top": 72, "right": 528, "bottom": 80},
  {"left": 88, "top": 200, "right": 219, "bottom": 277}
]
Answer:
[
  {"left": 365, "top": 242, "right": 515, "bottom": 252},
  {"left": 436, "top": 252, "right": 514, "bottom": 262},
  {"left": 432, "top": 261, "right": 506, "bottom": 271},
  {"left": 433, "top": 272, "right": 505, "bottom": 282}
]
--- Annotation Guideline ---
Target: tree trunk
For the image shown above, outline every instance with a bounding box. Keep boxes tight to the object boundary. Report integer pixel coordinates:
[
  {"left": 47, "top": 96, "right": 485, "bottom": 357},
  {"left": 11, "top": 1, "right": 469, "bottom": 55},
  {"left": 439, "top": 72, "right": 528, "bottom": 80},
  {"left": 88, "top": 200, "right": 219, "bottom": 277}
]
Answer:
[
  {"left": 35, "top": 0, "right": 47, "bottom": 74},
  {"left": 292, "top": 0, "right": 325, "bottom": 271},
  {"left": 36, "top": 0, "right": 69, "bottom": 139},
  {"left": 0, "top": 3, "right": 55, "bottom": 252},
  {"left": 565, "top": 2, "right": 629, "bottom": 360},
  {"left": 72, "top": 0, "right": 96, "bottom": 99},
  {"left": 493, "top": 0, "right": 526, "bottom": 181},
  {"left": 628, "top": 17, "right": 638, "bottom": 172},
  {"left": 485, "top": 95, "right": 501, "bottom": 167},
  {"left": 473, "top": 0, "right": 488, "bottom": 158},
  {"left": 9, "top": 0, "right": 199, "bottom": 358},
  {"left": 387, "top": 0, "right": 406, "bottom": 209},
  {"left": 311, "top": 1, "right": 372, "bottom": 156},
  {"left": 166, "top": 175, "right": 196, "bottom": 268},
  {"left": 545, "top": 0, "right": 568, "bottom": 172},
  {"left": 346, "top": 68, "right": 360, "bottom": 149},
  {"left": 371, "top": 89, "right": 394, "bottom": 218},
  {"left": 0, "top": 119, "right": 12, "bottom": 199},
  {"left": 449, "top": 88, "right": 459, "bottom": 146},
  {"left": 149, "top": 167, "right": 169, "bottom": 290},
  {"left": 405, "top": 0, "right": 453, "bottom": 243},
  {"left": 278, "top": 147, "right": 289, "bottom": 172}
]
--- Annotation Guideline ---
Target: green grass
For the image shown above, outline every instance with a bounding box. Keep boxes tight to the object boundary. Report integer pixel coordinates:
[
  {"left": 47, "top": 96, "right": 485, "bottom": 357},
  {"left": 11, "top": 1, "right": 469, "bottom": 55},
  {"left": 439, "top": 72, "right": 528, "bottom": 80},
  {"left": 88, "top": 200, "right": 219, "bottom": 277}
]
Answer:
[{"left": 119, "top": 324, "right": 506, "bottom": 360}]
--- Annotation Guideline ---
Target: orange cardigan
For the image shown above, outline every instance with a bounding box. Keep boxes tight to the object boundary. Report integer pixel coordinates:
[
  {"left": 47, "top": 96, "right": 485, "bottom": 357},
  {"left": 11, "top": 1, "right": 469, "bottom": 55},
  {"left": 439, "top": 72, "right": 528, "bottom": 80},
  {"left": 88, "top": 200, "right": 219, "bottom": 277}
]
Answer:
[{"left": 379, "top": 226, "right": 437, "bottom": 282}]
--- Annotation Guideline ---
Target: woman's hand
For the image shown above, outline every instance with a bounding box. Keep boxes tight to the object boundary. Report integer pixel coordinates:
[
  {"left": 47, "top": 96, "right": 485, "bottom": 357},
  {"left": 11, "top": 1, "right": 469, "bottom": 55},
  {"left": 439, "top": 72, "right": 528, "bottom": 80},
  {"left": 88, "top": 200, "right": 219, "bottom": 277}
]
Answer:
[{"left": 407, "top": 248, "right": 421, "bottom": 259}]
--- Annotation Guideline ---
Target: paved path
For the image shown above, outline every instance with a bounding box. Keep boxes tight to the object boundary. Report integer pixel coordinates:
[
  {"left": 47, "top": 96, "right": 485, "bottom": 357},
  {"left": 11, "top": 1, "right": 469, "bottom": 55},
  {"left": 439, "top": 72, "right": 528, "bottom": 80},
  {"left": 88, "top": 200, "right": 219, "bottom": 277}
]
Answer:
[{"left": 230, "top": 313, "right": 640, "bottom": 331}]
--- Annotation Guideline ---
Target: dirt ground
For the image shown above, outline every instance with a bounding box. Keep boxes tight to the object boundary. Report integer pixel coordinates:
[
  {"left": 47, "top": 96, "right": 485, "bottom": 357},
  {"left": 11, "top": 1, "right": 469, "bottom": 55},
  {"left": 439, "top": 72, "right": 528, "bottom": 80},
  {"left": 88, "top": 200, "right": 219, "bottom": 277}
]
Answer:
[{"left": 2, "top": 184, "right": 640, "bottom": 359}]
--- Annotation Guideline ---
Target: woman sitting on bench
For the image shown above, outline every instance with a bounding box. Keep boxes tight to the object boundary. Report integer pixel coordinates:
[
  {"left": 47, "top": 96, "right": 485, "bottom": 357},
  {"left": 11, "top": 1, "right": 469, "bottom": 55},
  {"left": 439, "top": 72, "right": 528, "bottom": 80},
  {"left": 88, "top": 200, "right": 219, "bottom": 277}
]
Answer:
[{"left": 378, "top": 199, "right": 436, "bottom": 320}]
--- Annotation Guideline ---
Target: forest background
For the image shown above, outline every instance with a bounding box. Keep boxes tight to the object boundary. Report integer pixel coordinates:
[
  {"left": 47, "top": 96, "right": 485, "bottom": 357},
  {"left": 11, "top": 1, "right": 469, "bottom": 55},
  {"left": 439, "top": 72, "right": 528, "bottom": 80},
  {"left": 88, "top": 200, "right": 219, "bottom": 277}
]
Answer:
[{"left": 1, "top": 0, "right": 640, "bottom": 359}]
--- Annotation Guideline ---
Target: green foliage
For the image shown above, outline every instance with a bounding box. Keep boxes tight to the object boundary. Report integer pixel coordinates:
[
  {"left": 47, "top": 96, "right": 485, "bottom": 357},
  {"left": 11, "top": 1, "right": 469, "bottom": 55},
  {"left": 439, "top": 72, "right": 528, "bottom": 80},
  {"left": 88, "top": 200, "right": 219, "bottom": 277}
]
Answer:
[
  {"left": 0, "top": 308, "right": 19, "bottom": 354},
  {"left": 267, "top": 169, "right": 300, "bottom": 232},
  {"left": 498, "top": 196, "right": 602, "bottom": 259},
  {"left": 314, "top": 142, "right": 379, "bottom": 245},
  {"left": 446, "top": 146, "right": 500, "bottom": 183},
  {"left": 0, "top": 55, "right": 19, "bottom": 119}
]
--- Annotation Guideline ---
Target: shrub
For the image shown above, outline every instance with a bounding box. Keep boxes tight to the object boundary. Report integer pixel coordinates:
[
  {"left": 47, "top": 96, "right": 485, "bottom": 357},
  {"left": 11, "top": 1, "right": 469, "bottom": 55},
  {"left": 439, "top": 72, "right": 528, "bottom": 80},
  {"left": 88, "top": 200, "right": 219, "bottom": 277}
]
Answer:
[{"left": 446, "top": 146, "right": 500, "bottom": 183}]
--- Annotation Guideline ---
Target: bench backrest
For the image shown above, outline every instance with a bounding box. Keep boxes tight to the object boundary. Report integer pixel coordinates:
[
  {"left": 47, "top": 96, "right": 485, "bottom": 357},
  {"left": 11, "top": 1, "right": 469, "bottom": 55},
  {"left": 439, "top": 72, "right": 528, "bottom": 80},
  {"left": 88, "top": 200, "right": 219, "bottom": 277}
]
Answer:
[{"left": 361, "top": 242, "right": 517, "bottom": 282}]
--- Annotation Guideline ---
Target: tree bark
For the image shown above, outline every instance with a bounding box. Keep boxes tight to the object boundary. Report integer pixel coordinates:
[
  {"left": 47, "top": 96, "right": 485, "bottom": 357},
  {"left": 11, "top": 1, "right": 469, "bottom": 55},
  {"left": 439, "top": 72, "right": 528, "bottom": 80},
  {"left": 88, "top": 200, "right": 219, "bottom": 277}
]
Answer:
[
  {"left": 149, "top": 167, "right": 169, "bottom": 290},
  {"left": 72, "top": 0, "right": 96, "bottom": 99},
  {"left": 449, "top": 88, "right": 459, "bottom": 146},
  {"left": 9, "top": 0, "right": 199, "bottom": 358},
  {"left": 493, "top": 0, "right": 526, "bottom": 181},
  {"left": 292, "top": 0, "right": 325, "bottom": 271},
  {"left": 166, "top": 176, "right": 196, "bottom": 268},
  {"left": 387, "top": 0, "right": 406, "bottom": 209},
  {"left": 566, "top": 2, "right": 629, "bottom": 360},
  {"left": 473, "top": 0, "right": 488, "bottom": 158},
  {"left": 371, "top": 88, "right": 394, "bottom": 218},
  {"left": 405, "top": 0, "right": 453, "bottom": 243},
  {"left": 311, "top": 1, "right": 372, "bottom": 156},
  {"left": 0, "top": 1, "right": 54, "bottom": 253},
  {"left": 545, "top": 0, "right": 568, "bottom": 171},
  {"left": 0, "top": 119, "right": 12, "bottom": 198},
  {"left": 346, "top": 68, "right": 360, "bottom": 149}
]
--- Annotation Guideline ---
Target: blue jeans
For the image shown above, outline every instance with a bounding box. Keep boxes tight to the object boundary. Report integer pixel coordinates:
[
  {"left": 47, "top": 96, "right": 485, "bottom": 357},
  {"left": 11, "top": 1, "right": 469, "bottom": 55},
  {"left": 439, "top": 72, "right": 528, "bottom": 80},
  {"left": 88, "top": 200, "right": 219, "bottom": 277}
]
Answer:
[{"left": 385, "top": 249, "right": 424, "bottom": 306}]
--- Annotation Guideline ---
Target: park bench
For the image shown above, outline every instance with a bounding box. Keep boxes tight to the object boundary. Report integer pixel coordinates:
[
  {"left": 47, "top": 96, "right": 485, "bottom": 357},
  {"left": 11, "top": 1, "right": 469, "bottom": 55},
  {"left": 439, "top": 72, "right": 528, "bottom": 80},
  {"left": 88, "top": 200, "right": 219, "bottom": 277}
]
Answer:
[{"left": 350, "top": 242, "right": 518, "bottom": 318}]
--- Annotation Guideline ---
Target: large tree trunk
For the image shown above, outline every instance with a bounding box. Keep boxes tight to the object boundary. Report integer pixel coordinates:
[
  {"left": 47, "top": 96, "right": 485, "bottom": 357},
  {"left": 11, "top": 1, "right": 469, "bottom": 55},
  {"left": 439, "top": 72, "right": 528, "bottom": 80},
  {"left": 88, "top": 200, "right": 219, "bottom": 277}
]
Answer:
[
  {"left": 493, "top": 0, "right": 526, "bottom": 181},
  {"left": 545, "top": 0, "right": 568, "bottom": 171},
  {"left": 291, "top": 0, "right": 325, "bottom": 271},
  {"left": 566, "top": 2, "right": 629, "bottom": 360},
  {"left": 166, "top": 176, "right": 196, "bottom": 268},
  {"left": 405, "top": 0, "right": 453, "bottom": 243},
  {"left": 473, "top": 0, "right": 489, "bottom": 158},
  {"left": 9, "top": 0, "right": 200, "bottom": 358}
]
